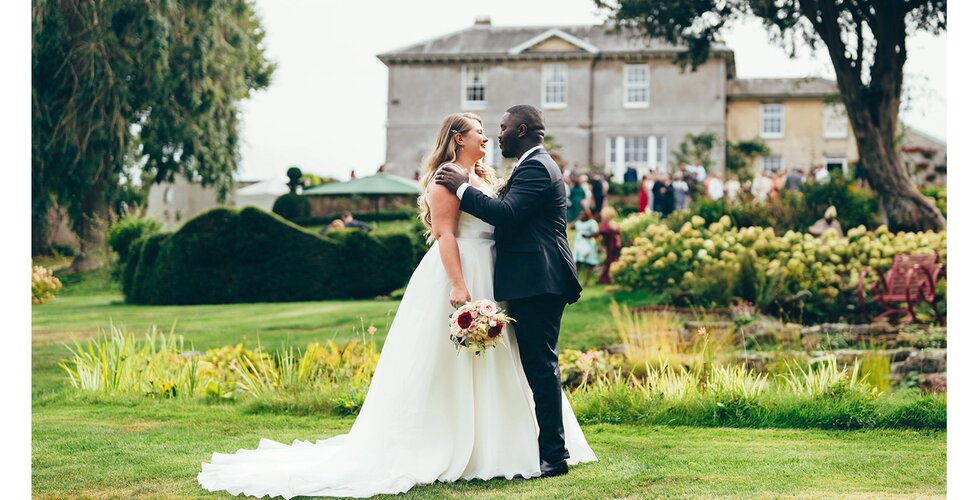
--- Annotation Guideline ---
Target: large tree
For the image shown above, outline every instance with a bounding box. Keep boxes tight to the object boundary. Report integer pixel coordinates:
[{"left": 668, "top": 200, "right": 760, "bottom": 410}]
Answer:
[
  {"left": 596, "top": 0, "right": 946, "bottom": 232},
  {"left": 33, "top": 0, "right": 275, "bottom": 270}
]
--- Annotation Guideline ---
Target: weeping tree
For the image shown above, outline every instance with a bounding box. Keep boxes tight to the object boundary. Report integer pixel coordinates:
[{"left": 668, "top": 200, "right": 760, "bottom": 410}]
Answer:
[
  {"left": 595, "top": 0, "right": 946, "bottom": 232},
  {"left": 33, "top": 0, "right": 275, "bottom": 270}
]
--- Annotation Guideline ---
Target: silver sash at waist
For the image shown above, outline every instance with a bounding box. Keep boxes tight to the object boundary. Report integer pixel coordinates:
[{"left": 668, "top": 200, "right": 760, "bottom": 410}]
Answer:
[{"left": 456, "top": 230, "right": 494, "bottom": 240}]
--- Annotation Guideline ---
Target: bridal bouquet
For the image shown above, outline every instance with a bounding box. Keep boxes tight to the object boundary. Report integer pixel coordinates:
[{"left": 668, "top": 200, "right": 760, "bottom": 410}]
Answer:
[{"left": 449, "top": 300, "right": 514, "bottom": 355}]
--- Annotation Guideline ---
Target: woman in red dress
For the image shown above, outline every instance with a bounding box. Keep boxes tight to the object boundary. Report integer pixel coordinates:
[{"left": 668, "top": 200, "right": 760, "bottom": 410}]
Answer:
[
  {"left": 637, "top": 174, "right": 651, "bottom": 213},
  {"left": 597, "top": 206, "right": 622, "bottom": 285}
]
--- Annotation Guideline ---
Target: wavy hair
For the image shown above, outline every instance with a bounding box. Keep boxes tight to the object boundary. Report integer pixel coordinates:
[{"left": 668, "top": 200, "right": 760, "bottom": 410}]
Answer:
[{"left": 418, "top": 113, "right": 497, "bottom": 243}]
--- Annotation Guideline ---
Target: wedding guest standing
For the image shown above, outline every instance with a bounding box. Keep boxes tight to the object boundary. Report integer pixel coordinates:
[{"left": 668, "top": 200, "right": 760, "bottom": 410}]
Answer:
[
  {"left": 578, "top": 175, "right": 593, "bottom": 214},
  {"left": 784, "top": 168, "right": 805, "bottom": 192},
  {"left": 590, "top": 173, "right": 608, "bottom": 212},
  {"left": 751, "top": 172, "right": 773, "bottom": 202},
  {"left": 638, "top": 173, "right": 652, "bottom": 213},
  {"left": 623, "top": 166, "right": 638, "bottom": 184},
  {"left": 724, "top": 174, "right": 742, "bottom": 202},
  {"left": 568, "top": 174, "right": 586, "bottom": 223},
  {"left": 573, "top": 208, "right": 600, "bottom": 287},
  {"left": 705, "top": 172, "right": 725, "bottom": 201},
  {"left": 652, "top": 174, "right": 673, "bottom": 215},
  {"left": 671, "top": 172, "right": 689, "bottom": 211},
  {"left": 597, "top": 206, "right": 622, "bottom": 285}
]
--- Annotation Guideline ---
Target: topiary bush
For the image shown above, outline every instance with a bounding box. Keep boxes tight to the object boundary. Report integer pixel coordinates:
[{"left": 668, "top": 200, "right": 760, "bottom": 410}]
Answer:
[
  {"left": 125, "top": 207, "right": 416, "bottom": 304},
  {"left": 108, "top": 216, "right": 161, "bottom": 263},
  {"left": 271, "top": 193, "right": 311, "bottom": 222}
]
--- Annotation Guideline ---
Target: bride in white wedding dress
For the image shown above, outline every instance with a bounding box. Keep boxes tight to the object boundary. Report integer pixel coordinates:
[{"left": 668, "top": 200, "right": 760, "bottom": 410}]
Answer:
[{"left": 198, "top": 113, "right": 597, "bottom": 498}]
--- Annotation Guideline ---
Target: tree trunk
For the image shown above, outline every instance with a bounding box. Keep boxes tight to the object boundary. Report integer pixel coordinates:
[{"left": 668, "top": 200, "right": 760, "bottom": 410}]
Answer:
[
  {"left": 32, "top": 209, "right": 53, "bottom": 256},
  {"left": 70, "top": 185, "right": 112, "bottom": 273},
  {"left": 849, "top": 109, "right": 946, "bottom": 232},
  {"left": 800, "top": 0, "right": 946, "bottom": 233}
]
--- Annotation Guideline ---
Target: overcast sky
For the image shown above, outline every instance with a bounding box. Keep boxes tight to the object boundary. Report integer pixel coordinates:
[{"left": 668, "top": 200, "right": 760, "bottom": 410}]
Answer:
[{"left": 236, "top": 0, "right": 947, "bottom": 181}]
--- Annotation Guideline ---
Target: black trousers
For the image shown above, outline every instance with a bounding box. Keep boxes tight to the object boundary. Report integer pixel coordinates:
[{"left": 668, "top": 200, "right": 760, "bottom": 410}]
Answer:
[{"left": 507, "top": 293, "right": 570, "bottom": 465}]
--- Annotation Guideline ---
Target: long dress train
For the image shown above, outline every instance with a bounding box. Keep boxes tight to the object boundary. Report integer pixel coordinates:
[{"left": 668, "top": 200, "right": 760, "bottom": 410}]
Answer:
[{"left": 198, "top": 188, "right": 598, "bottom": 498}]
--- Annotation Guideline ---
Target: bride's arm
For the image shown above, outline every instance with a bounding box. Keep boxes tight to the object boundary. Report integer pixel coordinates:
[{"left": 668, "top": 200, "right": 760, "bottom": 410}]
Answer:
[{"left": 428, "top": 183, "right": 471, "bottom": 307}]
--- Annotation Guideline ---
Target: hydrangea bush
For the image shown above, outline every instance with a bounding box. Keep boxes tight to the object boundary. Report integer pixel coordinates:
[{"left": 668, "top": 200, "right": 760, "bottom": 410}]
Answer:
[
  {"left": 611, "top": 214, "right": 946, "bottom": 323},
  {"left": 32, "top": 265, "right": 63, "bottom": 305}
]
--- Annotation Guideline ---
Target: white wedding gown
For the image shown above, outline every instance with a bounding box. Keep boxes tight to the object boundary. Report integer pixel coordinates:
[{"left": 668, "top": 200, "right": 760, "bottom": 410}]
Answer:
[{"left": 198, "top": 187, "right": 598, "bottom": 498}]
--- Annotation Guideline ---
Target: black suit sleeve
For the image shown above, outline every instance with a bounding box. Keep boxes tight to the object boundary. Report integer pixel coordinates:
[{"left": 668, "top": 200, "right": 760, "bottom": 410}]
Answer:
[{"left": 459, "top": 161, "right": 550, "bottom": 228}]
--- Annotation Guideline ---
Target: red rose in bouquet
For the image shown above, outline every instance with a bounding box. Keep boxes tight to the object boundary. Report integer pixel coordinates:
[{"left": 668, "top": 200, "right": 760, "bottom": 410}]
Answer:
[
  {"left": 456, "top": 311, "right": 473, "bottom": 329},
  {"left": 488, "top": 323, "right": 503, "bottom": 338}
]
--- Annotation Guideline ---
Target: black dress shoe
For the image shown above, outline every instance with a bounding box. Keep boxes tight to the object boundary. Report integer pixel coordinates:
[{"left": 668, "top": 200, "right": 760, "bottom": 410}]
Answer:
[{"left": 539, "top": 460, "right": 569, "bottom": 478}]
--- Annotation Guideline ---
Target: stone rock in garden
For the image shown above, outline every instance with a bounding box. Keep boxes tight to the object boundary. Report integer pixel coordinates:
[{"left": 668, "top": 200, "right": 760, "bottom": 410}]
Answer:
[
  {"left": 732, "top": 352, "right": 773, "bottom": 373},
  {"left": 605, "top": 344, "right": 627, "bottom": 355},
  {"left": 891, "top": 349, "right": 946, "bottom": 374},
  {"left": 801, "top": 322, "right": 903, "bottom": 350},
  {"left": 890, "top": 348, "right": 913, "bottom": 363},
  {"left": 920, "top": 372, "right": 947, "bottom": 392},
  {"left": 733, "top": 317, "right": 798, "bottom": 348}
]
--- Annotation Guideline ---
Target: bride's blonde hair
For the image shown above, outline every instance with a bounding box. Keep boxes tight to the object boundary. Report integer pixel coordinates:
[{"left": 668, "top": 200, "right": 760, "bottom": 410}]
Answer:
[{"left": 418, "top": 112, "right": 498, "bottom": 243}]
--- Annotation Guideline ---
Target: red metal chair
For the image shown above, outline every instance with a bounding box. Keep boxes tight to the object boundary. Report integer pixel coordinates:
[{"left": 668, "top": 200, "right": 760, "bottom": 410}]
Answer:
[{"left": 858, "top": 253, "right": 946, "bottom": 325}]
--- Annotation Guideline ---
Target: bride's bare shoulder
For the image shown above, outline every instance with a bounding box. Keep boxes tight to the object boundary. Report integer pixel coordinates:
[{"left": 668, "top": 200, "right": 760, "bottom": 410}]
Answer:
[
  {"left": 437, "top": 161, "right": 465, "bottom": 173},
  {"left": 425, "top": 180, "right": 458, "bottom": 205}
]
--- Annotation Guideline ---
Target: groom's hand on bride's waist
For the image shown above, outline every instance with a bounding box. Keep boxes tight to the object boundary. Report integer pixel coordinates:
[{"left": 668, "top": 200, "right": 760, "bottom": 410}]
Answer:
[{"left": 434, "top": 165, "right": 468, "bottom": 193}]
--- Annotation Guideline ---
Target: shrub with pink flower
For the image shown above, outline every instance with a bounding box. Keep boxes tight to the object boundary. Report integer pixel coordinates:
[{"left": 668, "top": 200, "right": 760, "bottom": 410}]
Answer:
[{"left": 449, "top": 300, "right": 514, "bottom": 355}]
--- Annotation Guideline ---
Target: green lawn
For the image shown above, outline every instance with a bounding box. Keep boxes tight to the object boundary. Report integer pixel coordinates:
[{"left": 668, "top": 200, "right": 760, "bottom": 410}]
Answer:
[{"left": 32, "top": 272, "right": 946, "bottom": 498}]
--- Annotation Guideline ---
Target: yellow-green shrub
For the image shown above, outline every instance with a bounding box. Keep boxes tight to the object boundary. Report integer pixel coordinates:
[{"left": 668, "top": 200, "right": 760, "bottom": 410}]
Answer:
[{"left": 612, "top": 215, "right": 946, "bottom": 323}]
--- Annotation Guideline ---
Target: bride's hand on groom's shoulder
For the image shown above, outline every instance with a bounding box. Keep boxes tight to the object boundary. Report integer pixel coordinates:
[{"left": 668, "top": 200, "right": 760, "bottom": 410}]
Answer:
[{"left": 434, "top": 164, "right": 467, "bottom": 193}]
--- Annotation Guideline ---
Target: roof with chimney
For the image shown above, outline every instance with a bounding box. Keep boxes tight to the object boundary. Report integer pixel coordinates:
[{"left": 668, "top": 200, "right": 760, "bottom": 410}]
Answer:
[{"left": 377, "top": 18, "right": 735, "bottom": 75}]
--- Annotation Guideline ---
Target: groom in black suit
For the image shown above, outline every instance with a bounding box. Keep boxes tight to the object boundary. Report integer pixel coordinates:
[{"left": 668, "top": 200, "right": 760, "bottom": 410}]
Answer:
[{"left": 435, "top": 104, "right": 582, "bottom": 478}]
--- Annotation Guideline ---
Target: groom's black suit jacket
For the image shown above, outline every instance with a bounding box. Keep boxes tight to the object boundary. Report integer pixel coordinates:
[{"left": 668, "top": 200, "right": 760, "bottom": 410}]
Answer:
[{"left": 460, "top": 148, "right": 583, "bottom": 304}]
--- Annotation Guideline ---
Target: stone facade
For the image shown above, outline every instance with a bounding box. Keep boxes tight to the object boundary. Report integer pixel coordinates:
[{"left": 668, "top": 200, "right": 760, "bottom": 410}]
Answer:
[
  {"left": 726, "top": 78, "right": 860, "bottom": 175},
  {"left": 146, "top": 175, "right": 225, "bottom": 230},
  {"left": 378, "top": 21, "right": 733, "bottom": 181}
]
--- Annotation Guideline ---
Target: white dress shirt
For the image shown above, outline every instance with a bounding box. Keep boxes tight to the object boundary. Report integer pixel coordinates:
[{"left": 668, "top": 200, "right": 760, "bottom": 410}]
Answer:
[{"left": 455, "top": 145, "right": 545, "bottom": 199}]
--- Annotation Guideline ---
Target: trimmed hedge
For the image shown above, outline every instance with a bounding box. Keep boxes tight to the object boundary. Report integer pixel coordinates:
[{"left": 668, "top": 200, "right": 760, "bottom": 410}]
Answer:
[
  {"left": 108, "top": 217, "right": 161, "bottom": 263},
  {"left": 124, "top": 207, "right": 416, "bottom": 304},
  {"left": 271, "top": 193, "right": 311, "bottom": 222}
]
